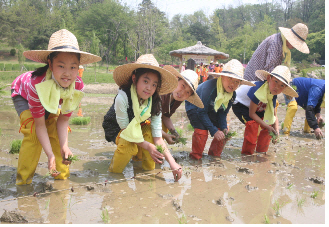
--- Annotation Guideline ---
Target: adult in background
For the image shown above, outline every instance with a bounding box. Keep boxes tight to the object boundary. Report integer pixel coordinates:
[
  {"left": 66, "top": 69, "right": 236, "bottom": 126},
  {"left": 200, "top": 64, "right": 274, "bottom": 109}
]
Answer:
[{"left": 244, "top": 23, "right": 309, "bottom": 82}]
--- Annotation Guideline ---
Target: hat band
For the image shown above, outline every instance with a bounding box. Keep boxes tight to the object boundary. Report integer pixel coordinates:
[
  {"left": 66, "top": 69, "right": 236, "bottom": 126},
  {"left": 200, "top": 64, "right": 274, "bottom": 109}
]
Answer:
[
  {"left": 221, "top": 71, "right": 241, "bottom": 79},
  {"left": 51, "top": 45, "right": 79, "bottom": 51},
  {"left": 271, "top": 73, "right": 288, "bottom": 84},
  {"left": 183, "top": 76, "right": 195, "bottom": 90},
  {"left": 291, "top": 28, "right": 305, "bottom": 42}
]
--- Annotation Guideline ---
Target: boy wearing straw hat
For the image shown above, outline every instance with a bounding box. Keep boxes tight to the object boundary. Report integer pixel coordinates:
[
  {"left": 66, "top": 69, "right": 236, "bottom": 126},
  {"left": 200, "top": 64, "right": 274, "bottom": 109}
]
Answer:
[
  {"left": 282, "top": 77, "right": 325, "bottom": 139},
  {"left": 102, "top": 54, "right": 182, "bottom": 181},
  {"left": 11, "top": 29, "right": 102, "bottom": 185},
  {"left": 244, "top": 23, "right": 309, "bottom": 82},
  {"left": 232, "top": 65, "right": 298, "bottom": 155},
  {"left": 185, "top": 59, "right": 255, "bottom": 159},
  {"left": 160, "top": 66, "right": 204, "bottom": 144}
]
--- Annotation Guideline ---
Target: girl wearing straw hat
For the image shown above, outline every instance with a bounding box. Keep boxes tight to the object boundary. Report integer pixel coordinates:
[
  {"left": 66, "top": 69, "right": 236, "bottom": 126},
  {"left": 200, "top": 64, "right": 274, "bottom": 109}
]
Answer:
[
  {"left": 232, "top": 65, "right": 298, "bottom": 155},
  {"left": 160, "top": 66, "right": 203, "bottom": 144},
  {"left": 102, "top": 54, "right": 183, "bottom": 181},
  {"left": 11, "top": 29, "right": 102, "bottom": 185},
  {"left": 185, "top": 59, "right": 255, "bottom": 160}
]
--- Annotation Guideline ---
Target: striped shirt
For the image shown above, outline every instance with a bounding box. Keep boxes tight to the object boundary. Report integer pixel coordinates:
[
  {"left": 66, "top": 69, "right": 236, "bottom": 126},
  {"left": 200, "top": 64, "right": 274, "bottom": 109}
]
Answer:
[
  {"left": 244, "top": 33, "right": 283, "bottom": 81},
  {"left": 11, "top": 71, "right": 84, "bottom": 118}
]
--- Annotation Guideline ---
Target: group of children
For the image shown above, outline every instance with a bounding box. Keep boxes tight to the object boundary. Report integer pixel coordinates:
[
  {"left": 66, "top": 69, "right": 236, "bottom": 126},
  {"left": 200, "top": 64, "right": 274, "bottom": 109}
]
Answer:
[
  {"left": 196, "top": 61, "right": 224, "bottom": 84},
  {"left": 11, "top": 29, "right": 325, "bottom": 186}
]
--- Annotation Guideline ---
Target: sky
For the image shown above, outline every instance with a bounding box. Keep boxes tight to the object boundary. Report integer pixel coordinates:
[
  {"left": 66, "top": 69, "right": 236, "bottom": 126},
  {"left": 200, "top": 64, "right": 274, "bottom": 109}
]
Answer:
[{"left": 120, "top": 0, "right": 261, "bottom": 20}]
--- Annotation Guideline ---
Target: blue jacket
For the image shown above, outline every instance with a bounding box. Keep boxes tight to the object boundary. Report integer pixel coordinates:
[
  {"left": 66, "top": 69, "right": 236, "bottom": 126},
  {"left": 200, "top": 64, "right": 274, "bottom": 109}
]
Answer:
[
  {"left": 185, "top": 79, "right": 236, "bottom": 136},
  {"left": 293, "top": 77, "right": 325, "bottom": 114}
]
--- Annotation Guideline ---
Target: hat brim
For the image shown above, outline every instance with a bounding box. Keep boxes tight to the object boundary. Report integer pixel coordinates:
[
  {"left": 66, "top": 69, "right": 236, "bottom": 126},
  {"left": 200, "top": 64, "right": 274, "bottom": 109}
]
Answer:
[
  {"left": 255, "top": 70, "right": 299, "bottom": 97},
  {"left": 208, "top": 72, "right": 255, "bottom": 87},
  {"left": 163, "top": 65, "right": 204, "bottom": 108},
  {"left": 113, "top": 63, "right": 178, "bottom": 95},
  {"left": 23, "top": 49, "right": 102, "bottom": 65},
  {"left": 279, "top": 27, "right": 309, "bottom": 54}
]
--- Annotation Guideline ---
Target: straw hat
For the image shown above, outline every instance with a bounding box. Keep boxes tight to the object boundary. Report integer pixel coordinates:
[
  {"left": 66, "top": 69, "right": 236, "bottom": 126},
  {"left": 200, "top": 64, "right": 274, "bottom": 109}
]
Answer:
[
  {"left": 279, "top": 23, "right": 309, "bottom": 54},
  {"left": 23, "top": 29, "right": 102, "bottom": 65},
  {"left": 113, "top": 54, "right": 178, "bottom": 95},
  {"left": 208, "top": 59, "right": 255, "bottom": 87},
  {"left": 163, "top": 65, "right": 204, "bottom": 108},
  {"left": 255, "top": 65, "right": 298, "bottom": 97}
]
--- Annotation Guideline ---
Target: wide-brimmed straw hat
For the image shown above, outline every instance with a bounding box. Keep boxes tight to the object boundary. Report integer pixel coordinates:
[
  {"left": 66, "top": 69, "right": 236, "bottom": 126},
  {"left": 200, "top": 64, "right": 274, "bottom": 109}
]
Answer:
[
  {"left": 113, "top": 54, "right": 178, "bottom": 95},
  {"left": 163, "top": 65, "right": 204, "bottom": 108},
  {"left": 208, "top": 59, "right": 255, "bottom": 87},
  {"left": 23, "top": 29, "right": 102, "bottom": 65},
  {"left": 255, "top": 65, "right": 298, "bottom": 97},
  {"left": 279, "top": 23, "right": 309, "bottom": 54}
]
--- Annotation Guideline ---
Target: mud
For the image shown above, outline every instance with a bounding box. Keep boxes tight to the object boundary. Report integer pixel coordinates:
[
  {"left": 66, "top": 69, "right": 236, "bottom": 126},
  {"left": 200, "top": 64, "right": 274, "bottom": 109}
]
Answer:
[{"left": 0, "top": 84, "right": 325, "bottom": 224}]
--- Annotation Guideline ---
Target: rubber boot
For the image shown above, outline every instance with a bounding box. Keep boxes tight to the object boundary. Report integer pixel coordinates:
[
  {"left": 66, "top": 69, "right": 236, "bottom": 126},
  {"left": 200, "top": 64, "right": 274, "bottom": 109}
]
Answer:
[
  {"left": 304, "top": 118, "right": 311, "bottom": 133},
  {"left": 241, "top": 120, "right": 259, "bottom": 155},
  {"left": 47, "top": 113, "right": 70, "bottom": 180},
  {"left": 256, "top": 128, "right": 271, "bottom": 153},
  {"left": 208, "top": 138, "right": 226, "bottom": 157},
  {"left": 16, "top": 110, "right": 42, "bottom": 185},
  {"left": 190, "top": 129, "right": 208, "bottom": 160},
  {"left": 283, "top": 100, "right": 297, "bottom": 134}
]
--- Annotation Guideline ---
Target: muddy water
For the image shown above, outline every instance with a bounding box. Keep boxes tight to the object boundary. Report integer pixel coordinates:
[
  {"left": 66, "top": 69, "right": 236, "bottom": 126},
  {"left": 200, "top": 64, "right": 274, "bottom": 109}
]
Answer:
[{"left": 0, "top": 93, "right": 325, "bottom": 224}]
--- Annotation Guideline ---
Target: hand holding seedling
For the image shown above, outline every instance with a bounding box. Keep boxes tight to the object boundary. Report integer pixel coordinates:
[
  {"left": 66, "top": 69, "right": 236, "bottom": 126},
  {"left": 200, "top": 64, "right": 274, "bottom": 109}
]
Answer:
[
  {"left": 61, "top": 145, "right": 73, "bottom": 165},
  {"left": 164, "top": 133, "right": 177, "bottom": 144},
  {"left": 224, "top": 129, "right": 237, "bottom": 140},
  {"left": 314, "top": 128, "right": 323, "bottom": 140},
  {"left": 149, "top": 143, "right": 164, "bottom": 164},
  {"left": 269, "top": 131, "right": 279, "bottom": 144},
  {"left": 47, "top": 156, "right": 60, "bottom": 177},
  {"left": 65, "top": 155, "right": 80, "bottom": 163},
  {"left": 169, "top": 128, "right": 187, "bottom": 145}
]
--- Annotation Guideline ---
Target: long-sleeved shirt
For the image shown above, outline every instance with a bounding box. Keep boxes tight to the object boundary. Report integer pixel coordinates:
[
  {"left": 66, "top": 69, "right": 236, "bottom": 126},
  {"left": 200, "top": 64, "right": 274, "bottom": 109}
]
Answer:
[
  {"left": 244, "top": 33, "right": 283, "bottom": 81},
  {"left": 185, "top": 79, "right": 236, "bottom": 136},
  {"left": 11, "top": 71, "right": 84, "bottom": 118},
  {"left": 293, "top": 77, "right": 325, "bottom": 130}
]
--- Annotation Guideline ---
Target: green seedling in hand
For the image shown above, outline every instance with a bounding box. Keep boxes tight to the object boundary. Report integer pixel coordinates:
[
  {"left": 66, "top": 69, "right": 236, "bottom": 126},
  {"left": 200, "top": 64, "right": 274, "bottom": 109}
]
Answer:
[
  {"left": 169, "top": 128, "right": 187, "bottom": 145},
  {"left": 156, "top": 145, "right": 164, "bottom": 154},
  {"left": 66, "top": 155, "right": 80, "bottom": 163},
  {"left": 44, "top": 169, "right": 60, "bottom": 178},
  {"left": 225, "top": 131, "right": 237, "bottom": 139},
  {"left": 269, "top": 131, "right": 279, "bottom": 142}
]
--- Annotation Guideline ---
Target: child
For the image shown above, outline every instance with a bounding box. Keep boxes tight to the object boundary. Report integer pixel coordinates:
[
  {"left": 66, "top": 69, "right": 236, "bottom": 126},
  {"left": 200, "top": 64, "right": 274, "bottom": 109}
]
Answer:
[
  {"left": 185, "top": 59, "right": 255, "bottom": 159},
  {"left": 214, "top": 62, "right": 220, "bottom": 73},
  {"left": 11, "top": 29, "right": 101, "bottom": 185},
  {"left": 232, "top": 65, "right": 298, "bottom": 155},
  {"left": 202, "top": 63, "right": 208, "bottom": 82},
  {"left": 282, "top": 77, "right": 325, "bottom": 139},
  {"left": 196, "top": 65, "right": 201, "bottom": 82},
  {"left": 161, "top": 66, "right": 204, "bottom": 144},
  {"left": 102, "top": 54, "right": 183, "bottom": 181}
]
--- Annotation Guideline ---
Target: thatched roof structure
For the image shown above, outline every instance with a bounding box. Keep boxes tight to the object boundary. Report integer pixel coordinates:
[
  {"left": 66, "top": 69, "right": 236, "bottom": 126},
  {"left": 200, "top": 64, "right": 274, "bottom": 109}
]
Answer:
[{"left": 169, "top": 41, "right": 229, "bottom": 60}]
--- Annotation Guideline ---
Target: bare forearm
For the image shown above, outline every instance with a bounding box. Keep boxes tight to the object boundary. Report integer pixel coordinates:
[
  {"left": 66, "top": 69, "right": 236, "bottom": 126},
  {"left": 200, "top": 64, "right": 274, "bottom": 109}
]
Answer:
[
  {"left": 34, "top": 118, "right": 53, "bottom": 158},
  {"left": 57, "top": 115, "right": 69, "bottom": 149}
]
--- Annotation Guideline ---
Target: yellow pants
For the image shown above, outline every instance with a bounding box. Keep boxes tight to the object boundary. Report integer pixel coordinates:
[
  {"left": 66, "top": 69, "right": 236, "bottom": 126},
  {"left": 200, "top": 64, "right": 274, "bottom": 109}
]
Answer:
[
  {"left": 283, "top": 100, "right": 311, "bottom": 134},
  {"left": 109, "top": 124, "right": 155, "bottom": 173},
  {"left": 16, "top": 110, "right": 69, "bottom": 185}
]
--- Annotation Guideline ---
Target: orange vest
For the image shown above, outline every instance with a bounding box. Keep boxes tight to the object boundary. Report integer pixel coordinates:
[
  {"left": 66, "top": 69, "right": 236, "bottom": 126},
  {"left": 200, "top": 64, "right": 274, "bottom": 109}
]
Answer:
[
  {"left": 214, "top": 66, "right": 220, "bottom": 73},
  {"left": 78, "top": 68, "right": 84, "bottom": 78}
]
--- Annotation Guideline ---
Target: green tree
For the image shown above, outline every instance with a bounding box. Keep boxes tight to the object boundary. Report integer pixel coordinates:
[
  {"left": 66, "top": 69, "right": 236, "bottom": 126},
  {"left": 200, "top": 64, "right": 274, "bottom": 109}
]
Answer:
[
  {"left": 17, "top": 43, "right": 25, "bottom": 71},
  {"left": 90, "top": 31, "right": 100, "bottom": 81}
]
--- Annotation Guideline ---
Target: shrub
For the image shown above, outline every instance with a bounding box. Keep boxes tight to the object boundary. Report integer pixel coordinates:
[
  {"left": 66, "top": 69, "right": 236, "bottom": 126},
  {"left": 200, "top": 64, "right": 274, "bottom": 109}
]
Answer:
[
  {"left": 70, "top": 117, "right": 91, "bottom": 125},
  {"left": 0, "top": 63, "right": 4, "bottom": 71},
  {"left": 9, "top": 139, "right": 22, "bottom": 154},
  {"left": 12, "top": 64, "right": 20, "bottom": 71},
  {"left": 5, "top": 64, "right": 12, "bottom": 71},
  {"left": 10, "top": 49, "right": 16, "bottom": 56}
]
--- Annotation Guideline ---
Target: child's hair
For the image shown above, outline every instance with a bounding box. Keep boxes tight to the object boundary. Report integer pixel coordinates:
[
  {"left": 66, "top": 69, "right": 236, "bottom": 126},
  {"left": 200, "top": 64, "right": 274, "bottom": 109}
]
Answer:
[
  {"left": 32, "top": 52, "right": 81, "bottom": 78},
  {"left": 121, "top": 68, "right": 162, "bottom": 116}
]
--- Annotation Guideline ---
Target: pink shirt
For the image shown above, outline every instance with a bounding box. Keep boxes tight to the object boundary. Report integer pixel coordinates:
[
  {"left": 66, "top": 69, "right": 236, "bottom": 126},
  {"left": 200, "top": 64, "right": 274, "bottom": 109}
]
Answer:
[{"left": 11, "top": 71, "right": 84, "bottom": 118}]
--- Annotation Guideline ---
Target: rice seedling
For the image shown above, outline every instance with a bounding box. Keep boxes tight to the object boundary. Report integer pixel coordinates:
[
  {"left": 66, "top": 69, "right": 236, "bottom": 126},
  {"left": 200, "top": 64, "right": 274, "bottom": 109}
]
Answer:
[
  {"left": 169, "top": 128, "right": 187, "bottom": 145},
  {"left": 43, "top": 169, "right": 60, "bottom": 178},
  {"left": 187, "top": 124, "right": 194, "bottom": 131},
  {"left": 101, "top": 207, "right": 110, "bottom": 223},
  {"left": 149, "top": 179, "right": 154, "bottom": 190},
  {"left": 310, "top": 190, "right": 319, "bottom": 199},
  {"left": 70, "top": 116, "right": 91, "bottom": 125},
  {"left": 156, "top": 144, "right": 164, "bottom": 154},
  {"left": 44, "top": 198, "right": 50, "bottom": 210},
  {"left": 269, "top": 131, "right": 279, "bottom": 142},
  {"left": 286, "top": 183, "right": 293, "bottom": 189},
  {"left": 66, "top": 155, "right": 80, "bottom": 163},
  {"left": 292, "top": 85, "right": 297, "bottom": 90},
  {"left": 9, "top": 139, "right": 22, "bottom": 154},
  {"left": 272, "top": 200, "right": 285, "bottom": 217},
  {"left": 225, "top": 131, "right": 237, "bottom": 139},
  {"left": 264, "top": 214, "right": 270, "bottom": 224},
  {"left": 281, "top": 122, "right": 284, "bottom": 130},
  {"left": 319, "top": 120, "right": 325, "bottom": 129},
  {"left": 177, "top": 214, "right": 187, "bottom": 224},
  {"left": 297, "top": 197, "right": 305, "bottom": 207}
]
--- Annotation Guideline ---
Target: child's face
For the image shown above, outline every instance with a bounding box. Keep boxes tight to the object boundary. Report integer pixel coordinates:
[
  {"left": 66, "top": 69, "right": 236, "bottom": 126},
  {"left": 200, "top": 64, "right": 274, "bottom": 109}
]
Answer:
[
  {"left": 48, "top": 52, "right": 80, "bottom": 88},
  {"left": 221, "top": 76, "right": 241, "bottom": 93},
  {"left": 133, "top": 72, "right": 159, "bottom": 101},
  {"left": 172, "top": 79, "right": 193, "bottom": 101},
  {"left": 267, "top": 75, "right": 287, "bottom": 95}
]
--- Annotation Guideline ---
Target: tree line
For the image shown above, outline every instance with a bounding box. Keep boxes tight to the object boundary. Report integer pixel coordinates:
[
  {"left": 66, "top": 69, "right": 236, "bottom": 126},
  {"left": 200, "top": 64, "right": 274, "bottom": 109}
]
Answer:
[{"left": 0, "top": 0, "right": 325, "bottom": 69}]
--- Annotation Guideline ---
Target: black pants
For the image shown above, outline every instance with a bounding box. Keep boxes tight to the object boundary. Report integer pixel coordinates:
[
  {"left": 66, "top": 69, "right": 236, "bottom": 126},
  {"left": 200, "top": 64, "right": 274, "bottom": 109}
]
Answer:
[{"left": 232, "top": 102, "right": 264, "bottom": 124}]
